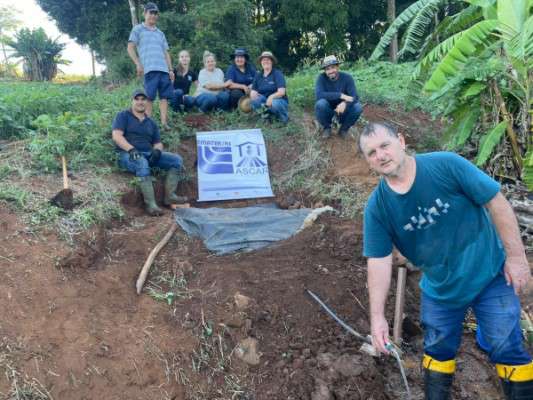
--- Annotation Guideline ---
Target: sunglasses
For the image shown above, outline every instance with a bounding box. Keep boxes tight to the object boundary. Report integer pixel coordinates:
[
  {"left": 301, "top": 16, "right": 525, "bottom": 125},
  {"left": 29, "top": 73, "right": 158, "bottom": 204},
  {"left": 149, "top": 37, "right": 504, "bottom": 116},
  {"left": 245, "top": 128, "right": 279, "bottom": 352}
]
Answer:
[{"left": 148, "top": 10, "right": 159, "bottom": 15}]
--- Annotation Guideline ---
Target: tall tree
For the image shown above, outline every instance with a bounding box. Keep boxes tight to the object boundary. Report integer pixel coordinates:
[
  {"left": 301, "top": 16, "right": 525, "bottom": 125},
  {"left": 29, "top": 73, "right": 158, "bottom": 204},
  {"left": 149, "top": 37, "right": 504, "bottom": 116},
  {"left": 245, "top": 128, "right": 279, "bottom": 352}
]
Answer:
[
  {"left": 388, "top": 0, "right": 398, "bottom": 62},
  {"left": 0, "top": 5, "right": 21, "bottom": 71},
  {"left": 8, "top": 28, "right": 66, "bottom": 81},
  {"left": 127, "top": 0, "right": 138, "bottom": 27}
]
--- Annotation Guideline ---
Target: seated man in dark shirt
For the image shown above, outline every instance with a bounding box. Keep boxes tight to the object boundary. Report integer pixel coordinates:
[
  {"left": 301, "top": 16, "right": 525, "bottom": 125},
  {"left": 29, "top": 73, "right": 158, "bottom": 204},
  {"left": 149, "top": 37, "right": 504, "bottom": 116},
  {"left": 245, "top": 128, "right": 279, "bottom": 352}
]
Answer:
[
  {"left": 112, "top": 89, "right": 187, "bottom": 216},
  {"left": 315, "top": 55, "right": 363, "bottom": 139}
]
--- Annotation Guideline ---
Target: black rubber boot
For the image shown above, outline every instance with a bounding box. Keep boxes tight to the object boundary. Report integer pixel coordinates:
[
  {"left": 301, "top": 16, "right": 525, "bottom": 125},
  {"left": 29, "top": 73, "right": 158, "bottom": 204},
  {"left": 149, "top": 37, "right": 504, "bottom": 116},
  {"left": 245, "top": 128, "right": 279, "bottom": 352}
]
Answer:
[
  {"left": 424, "top": 369, "right": 453, "bottom": 400},
  {"left": 500, "top": 379, "right": 533, "bottom": 400}
]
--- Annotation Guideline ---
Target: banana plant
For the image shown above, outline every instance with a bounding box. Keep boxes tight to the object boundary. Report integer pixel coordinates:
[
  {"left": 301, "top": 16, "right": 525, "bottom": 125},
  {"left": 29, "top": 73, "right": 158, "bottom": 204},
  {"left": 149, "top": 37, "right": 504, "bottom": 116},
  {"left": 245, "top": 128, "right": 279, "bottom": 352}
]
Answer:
[{"left": 371, "top": 0, "right": 533, "bottom": 188}]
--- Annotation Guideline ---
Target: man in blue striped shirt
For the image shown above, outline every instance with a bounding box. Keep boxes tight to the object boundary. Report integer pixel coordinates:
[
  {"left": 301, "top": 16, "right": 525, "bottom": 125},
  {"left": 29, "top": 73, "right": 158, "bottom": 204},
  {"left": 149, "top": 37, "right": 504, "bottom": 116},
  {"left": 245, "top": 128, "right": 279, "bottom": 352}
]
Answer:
[{"left": 127, "top": 2, "right": 174, "bottom": 131}]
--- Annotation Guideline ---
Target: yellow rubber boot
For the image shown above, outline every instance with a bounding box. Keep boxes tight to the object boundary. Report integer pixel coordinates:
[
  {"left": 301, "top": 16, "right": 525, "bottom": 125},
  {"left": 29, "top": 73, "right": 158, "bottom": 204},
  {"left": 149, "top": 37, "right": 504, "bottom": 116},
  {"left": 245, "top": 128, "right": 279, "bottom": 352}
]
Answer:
[
  {"left": 423, "top": 354, "right": 455, "bottom": 400},
  {"left": 497, "top": 362, "right": 533, "bottom": 400}
]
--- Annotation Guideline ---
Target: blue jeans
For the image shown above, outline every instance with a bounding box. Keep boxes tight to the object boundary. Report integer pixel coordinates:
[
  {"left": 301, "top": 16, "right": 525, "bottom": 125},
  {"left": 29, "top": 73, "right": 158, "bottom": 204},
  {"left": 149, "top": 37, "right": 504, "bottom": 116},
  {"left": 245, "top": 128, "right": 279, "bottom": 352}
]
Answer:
[
  {"left": 170, "top": 89, "right": 184, "bottom": 112},
  {"left": 315, "top": 98, "right": 362, "bottom": 130},
  {"left": 421, "top": 273, "right": 531, "bottom": 365},
  {"left": 250, "top": 95, "right": 289, "bottom": 123},
  {"left": 194, "top": 92, "right": 229, "bottom": 112},
  {"left": 117, "top": 150, "right": 183, "bottom": 177}
]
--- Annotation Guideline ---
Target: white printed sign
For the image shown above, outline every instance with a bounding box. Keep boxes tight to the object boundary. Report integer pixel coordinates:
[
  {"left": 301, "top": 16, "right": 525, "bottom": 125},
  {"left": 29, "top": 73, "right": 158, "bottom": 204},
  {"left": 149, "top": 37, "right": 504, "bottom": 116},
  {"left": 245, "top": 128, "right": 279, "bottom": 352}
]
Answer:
[{"left": 196, "top": 129, "right": 274, "bottom": 201}]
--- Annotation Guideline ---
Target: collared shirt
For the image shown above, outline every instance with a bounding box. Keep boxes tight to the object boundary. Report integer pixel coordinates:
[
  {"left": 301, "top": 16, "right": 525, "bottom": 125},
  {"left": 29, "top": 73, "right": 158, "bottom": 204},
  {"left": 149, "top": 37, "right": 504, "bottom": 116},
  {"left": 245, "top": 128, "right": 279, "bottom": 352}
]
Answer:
[
  {"left": 173, "top": 69, "right": 198, "bottom": 94},
  {"left": 112, "top": 109, "right": 161, "bottom": 152},
  {"left": 252, "top": 68, "right": 287, "bottom": 99},
  {"left": 128, "top": 23, "right": 169, "bottom": 74},
  {"left": 225, "top": 63, "right": 256, "bottom": 86}
]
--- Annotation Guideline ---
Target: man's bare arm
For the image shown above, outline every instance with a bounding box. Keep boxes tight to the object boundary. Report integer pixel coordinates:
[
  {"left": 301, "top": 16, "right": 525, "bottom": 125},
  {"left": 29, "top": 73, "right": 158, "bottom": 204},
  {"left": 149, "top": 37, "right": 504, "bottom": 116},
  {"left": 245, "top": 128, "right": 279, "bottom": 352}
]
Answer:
[
  {"left": 112, "top": 129, "right": 134, "bottom": 152},
  {"left": 485, "top": 192, "right": 531, "bottom": 294},
  {"left": 165, "top": 50, "right": 174, "bottom": 81},
  {"left": 368, "top": 254, "right": 393, "bottom": 353},
  {"left": 127, "top": 43, "right": 143, "bottom": 77}
]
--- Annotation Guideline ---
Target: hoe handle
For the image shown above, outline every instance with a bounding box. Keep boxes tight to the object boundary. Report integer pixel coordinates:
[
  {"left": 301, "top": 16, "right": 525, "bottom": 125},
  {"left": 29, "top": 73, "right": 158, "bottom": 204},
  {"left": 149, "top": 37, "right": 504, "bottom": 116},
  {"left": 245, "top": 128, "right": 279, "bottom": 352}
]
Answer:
[
  {"left": 393, "top": 265, "right": 407, "bottom": 344},
  {"left": 61, "top": 156, "right": 69, "bottom": 190}
]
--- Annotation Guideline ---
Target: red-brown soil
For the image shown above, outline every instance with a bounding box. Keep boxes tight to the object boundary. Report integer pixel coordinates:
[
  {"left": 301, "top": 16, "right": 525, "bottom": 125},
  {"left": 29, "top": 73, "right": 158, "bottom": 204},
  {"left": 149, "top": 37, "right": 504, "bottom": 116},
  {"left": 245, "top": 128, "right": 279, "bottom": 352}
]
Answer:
[{"left": 0, "top": 106, "right": 530, "bottom": 400}]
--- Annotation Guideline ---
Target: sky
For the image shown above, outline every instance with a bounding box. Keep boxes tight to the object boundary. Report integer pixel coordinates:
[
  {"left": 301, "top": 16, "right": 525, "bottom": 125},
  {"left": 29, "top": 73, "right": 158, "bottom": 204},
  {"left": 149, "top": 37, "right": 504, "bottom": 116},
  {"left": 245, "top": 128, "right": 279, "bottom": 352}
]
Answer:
[{"left": 2, "top": 0, "right": 104, "bottom": 76}]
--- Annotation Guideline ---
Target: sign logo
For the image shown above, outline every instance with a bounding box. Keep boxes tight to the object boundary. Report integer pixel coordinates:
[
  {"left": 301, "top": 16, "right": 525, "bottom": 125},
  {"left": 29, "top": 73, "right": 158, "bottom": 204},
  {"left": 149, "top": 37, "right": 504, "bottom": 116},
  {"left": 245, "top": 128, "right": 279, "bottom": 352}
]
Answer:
[
  {"left": 196, "top": 129, "right": 273, "bottom": 201},
  {"left": 198, "top": 139, "right": 234, "bottom": 174},
  {"left": 236, "top": 142, "right": 268, "bottom": 175}
]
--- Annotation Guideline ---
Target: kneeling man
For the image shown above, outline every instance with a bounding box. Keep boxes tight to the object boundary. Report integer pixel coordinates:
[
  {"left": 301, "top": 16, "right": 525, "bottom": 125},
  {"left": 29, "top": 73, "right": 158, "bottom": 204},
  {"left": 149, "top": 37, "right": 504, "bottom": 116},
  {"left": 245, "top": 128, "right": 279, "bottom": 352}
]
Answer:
[
  {"left": 315, "top": 55, "right": 362, "bottom": 139},
  {"left": 112, "top": 89, "right": 187, "bottom": 216},
  {"left": 360, "top": 122, "right": 532, "bottom": 399}
]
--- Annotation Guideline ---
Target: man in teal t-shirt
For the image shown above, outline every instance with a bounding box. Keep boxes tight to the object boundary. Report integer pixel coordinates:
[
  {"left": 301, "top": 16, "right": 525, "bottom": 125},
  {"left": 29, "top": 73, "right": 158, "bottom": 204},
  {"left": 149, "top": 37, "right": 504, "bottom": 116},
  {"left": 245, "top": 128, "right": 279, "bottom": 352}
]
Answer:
[{"left": 360, "top": 122, "right": 532, "bottom": 400}]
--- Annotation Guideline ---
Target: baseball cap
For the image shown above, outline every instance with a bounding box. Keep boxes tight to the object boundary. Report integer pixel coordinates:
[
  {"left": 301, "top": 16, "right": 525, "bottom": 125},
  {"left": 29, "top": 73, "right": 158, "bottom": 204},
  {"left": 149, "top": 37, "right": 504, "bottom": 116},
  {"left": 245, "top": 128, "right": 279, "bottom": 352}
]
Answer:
[
  {"left": 144, "top": 2, "right": 159, "bottom": 12},
  {"left": 132, "top": 88, "right": 147, "bottom": 99}
]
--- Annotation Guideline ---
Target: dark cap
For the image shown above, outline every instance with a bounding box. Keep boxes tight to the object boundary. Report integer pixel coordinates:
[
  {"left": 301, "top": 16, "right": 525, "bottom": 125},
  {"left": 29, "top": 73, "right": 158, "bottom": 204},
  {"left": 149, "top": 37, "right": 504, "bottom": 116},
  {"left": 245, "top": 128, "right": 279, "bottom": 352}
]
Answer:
[
  {"left": 230, "top": 48, "right": 249, "bottom": 61},
  {"left": 144, "top": 2, "right": 159, "bottom": 12},
  {"left": 132, "top": 88, "right": 147, "bottom": 99}
]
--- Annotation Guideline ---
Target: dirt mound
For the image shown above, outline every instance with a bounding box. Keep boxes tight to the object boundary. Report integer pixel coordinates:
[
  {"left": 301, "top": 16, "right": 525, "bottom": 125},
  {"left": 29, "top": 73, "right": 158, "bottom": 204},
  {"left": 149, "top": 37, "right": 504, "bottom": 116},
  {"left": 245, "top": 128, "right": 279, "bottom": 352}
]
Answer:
[
  {"left": 1, "top": 105, "right": 521, "bottom": 400},
  {"left": 58, "top": 225, "right": 108, "bottom": 269},
  {"left": 183, "top": 114, "right": 212, "bottom": 131}
]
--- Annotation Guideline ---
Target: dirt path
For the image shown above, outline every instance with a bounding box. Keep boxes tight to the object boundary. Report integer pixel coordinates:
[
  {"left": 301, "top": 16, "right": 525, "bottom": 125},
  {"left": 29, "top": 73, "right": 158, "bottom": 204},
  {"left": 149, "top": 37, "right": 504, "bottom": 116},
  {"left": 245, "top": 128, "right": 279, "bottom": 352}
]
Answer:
[{"left": 0, "top": 106, "right": 527, "bottom": 400}]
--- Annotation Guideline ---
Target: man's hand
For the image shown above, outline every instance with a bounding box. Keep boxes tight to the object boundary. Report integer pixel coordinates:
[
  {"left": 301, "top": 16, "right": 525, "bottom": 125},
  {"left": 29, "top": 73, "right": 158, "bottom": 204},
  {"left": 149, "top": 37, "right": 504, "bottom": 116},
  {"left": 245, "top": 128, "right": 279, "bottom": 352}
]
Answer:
[
  {"left": 266, "top": 95, "right": 274, "bottom": 107},
  {"left": 340, "top": 94, "right": 354, "bottom": 103},
  {"left": 148, "top": 149, "right": 162, "bottom": 166},
  {"left": 136, "top": 63, "right": 144, "bottom": 77},
  {"left": 129, "top": 148, "right": 142, "bottom": 161},
  {"left": 335, "top": 101, "right": 347, "bottom": 115},
  {"left": 370, "top": 314, "right": 391, "bottom": 354},
  {"left": 250, "top": 90, "right": 259, "bottom": 100},
  {"left": 504, "top": 256, "right": 531, "bottom": 295},
  {"left": 169, "top": 70, "right": 175, "bottom": 82}
]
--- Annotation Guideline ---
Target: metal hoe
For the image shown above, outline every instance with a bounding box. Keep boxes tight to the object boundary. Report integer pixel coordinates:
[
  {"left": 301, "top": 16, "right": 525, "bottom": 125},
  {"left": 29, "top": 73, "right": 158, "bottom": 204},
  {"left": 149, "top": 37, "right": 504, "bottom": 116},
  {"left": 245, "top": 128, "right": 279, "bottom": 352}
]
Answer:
[{"left": 306, "top": 289, "right": 412, "bottom": 400}]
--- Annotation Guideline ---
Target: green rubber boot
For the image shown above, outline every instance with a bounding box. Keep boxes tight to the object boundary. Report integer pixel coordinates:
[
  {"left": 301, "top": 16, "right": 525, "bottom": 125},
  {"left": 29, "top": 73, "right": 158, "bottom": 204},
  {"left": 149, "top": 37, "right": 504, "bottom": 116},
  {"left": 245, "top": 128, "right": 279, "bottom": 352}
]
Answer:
[
  {"left": 139, "top": 176, "right": 163, "bottom": 216},
  {"left": 164, "top": 168, "right": 188, "bottom": 206}
]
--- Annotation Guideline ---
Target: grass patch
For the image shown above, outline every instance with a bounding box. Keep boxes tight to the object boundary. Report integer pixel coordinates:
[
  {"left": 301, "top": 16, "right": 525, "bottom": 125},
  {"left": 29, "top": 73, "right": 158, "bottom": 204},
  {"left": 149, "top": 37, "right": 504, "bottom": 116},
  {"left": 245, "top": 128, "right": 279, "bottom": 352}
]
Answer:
[{"left": 0, "top": 337, "right": 53, "bottom": 400}]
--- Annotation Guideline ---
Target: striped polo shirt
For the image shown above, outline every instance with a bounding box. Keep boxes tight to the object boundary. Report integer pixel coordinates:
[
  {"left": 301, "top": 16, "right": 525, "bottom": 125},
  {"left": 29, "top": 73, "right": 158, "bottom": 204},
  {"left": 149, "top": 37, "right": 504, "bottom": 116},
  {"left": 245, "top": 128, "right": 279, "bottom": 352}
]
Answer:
[{"left": 128, "top": 23, "right": 169, "bottom": 74}]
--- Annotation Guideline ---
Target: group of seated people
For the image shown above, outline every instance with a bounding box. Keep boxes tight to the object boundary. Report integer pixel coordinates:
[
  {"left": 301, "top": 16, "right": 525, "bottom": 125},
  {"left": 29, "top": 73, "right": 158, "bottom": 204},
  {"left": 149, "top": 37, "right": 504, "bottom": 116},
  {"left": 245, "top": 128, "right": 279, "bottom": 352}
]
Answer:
[{"left": 169, "top": 48, "right": 288, "bottom": 124}]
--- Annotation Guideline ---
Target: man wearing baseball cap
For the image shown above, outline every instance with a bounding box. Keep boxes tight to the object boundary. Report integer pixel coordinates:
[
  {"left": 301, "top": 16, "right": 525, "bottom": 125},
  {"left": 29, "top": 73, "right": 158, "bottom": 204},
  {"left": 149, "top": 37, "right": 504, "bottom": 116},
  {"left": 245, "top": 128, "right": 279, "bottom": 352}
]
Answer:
[
  {"left": 127, "top": 2, "right": 175, "bottom": 131},
  {"left": 111, "top": 89, "right": 187, "bottom": 216},
  {"left": 315, "top": 55, "right": 362, "bottom": 139}
]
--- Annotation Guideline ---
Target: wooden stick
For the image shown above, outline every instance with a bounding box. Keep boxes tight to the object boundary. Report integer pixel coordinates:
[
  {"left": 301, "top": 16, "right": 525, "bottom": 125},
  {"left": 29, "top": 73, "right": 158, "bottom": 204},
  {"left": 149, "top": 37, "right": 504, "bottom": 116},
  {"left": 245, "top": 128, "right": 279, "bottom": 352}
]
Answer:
[
  {"left": 136, "top": 222, "right": 178, "bottom": 294},
  {"left": 393, "top": 265, "right": 407, "bottom": 344},
  {"left": 61, "top": 156, "right": 69, "bottom": 190}
]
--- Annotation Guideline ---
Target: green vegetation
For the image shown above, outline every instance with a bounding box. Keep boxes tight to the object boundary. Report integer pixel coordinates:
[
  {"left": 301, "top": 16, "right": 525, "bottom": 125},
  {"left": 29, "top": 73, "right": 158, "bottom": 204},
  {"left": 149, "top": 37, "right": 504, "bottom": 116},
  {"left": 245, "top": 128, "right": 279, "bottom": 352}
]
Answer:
[
  {"left": 371, "top": 0, "right": 533, "bottom": 188},
  {"left": 0, "top": 60, "right": 441, "bottom": 231},
  {"left": 34, "top": 0, "right": 417, "bottom": 77}
]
